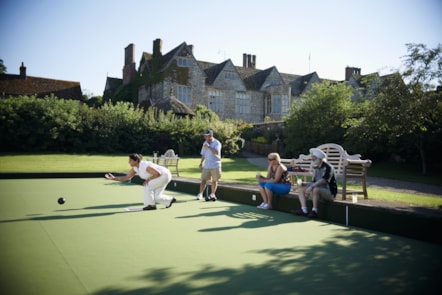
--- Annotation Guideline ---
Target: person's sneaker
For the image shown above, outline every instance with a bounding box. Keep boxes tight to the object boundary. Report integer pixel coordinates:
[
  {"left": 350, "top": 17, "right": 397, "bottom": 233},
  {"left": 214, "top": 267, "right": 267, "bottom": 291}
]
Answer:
[
  {"left": 166, "top": 197, "right": 176, "bottom": 208},
  {"left": 257, "top": 202, "right": 265, "bottom": 208},
  {"left": 209, "top": 193, "right": 217, "bottom": 201},
  {"left": 290, "top": 209, "right": 307, "bottom": 216},
  {"left": 261, "top": 203, "right": 272, "bottom": 210},
  {"left": 308, "top": 210, "right": 318, "bottom": 218},
  {"left": 143, "top": 205, "right": 157, "bottom": 210},
  {"left": 196, "top": 193, "right": 203, "bottom": 200}
]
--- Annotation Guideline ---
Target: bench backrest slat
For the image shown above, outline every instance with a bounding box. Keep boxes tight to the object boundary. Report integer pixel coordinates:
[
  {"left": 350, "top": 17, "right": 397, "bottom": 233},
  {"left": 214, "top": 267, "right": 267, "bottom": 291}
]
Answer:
[{"left": 282, "top": 143, "right": 370, "bottom": 177}]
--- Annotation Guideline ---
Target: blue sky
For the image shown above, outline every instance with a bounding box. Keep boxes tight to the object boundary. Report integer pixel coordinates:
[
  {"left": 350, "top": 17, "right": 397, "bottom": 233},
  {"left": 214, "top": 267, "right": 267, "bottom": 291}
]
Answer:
[{"left": 1, "top": 0, "right": 441, "bottom": 96}]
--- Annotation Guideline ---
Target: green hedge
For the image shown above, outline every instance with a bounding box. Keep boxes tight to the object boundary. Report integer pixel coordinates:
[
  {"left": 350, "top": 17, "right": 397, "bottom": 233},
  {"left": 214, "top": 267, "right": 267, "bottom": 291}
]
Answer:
[{"left": 0, "top": 95, "right": 247, "bottom": 156}]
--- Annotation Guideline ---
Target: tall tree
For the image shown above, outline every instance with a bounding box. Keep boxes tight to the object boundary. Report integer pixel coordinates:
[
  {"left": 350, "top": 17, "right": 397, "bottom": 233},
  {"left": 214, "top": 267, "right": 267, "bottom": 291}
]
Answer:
[
  {"left": 0, "top": 59, "right": 6, "bottom": 74},
  {"left": 402, "top": 43, "right": 442, "bottom": 91},
  {"left": 351, "top": 44, "right": 441, "bottom": 175},
  {"left": 284, "top": 81, "right": 353, "bottom": 157}
]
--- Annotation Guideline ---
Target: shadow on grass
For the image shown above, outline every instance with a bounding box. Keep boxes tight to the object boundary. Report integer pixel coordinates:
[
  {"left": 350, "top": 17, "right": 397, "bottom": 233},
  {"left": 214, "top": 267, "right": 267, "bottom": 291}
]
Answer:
[
  {"left": 0, "top": 202, "right": 141, "bottom": 223},
  {"left": 92, "top": 229, "right": 441, "bottom": 295},
  {"left": 177, "top": 204, "right": 307, "bottom": 232},
  {"left": 0, "top": 212, "right": 124, "bottom": 222}
]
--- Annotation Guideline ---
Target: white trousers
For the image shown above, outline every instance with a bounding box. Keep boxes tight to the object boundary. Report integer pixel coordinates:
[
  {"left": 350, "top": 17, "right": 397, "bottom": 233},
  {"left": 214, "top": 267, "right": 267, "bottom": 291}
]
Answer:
[{"left": 143, "top": 171, "right": 173, "bottom": 206}]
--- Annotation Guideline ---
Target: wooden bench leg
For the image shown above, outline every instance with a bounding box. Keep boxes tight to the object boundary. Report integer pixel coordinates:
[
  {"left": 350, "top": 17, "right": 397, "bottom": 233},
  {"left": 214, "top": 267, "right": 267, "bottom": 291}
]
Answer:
[
  {"left": 342, "top": 170, "right": 348, "bottom": 200},
  {"left": 362, "top": 173, "right": 368, "bottom": 199}
]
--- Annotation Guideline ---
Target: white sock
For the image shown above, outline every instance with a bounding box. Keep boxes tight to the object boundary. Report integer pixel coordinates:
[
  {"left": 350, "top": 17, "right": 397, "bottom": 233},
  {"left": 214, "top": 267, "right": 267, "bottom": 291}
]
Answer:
[{"left": 302, "top": 207, "right": 308, "bottom": 213}]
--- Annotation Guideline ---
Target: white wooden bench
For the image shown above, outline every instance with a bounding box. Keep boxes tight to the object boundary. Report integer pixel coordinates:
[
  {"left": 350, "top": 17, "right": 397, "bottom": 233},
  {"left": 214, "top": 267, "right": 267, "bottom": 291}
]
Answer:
[
  {"left": 149, "top": 149, "right": 180, "bottom": 176},
  {"left": 282, "top": 143, "right": 372, "bottom": 200},
  {"left": 158, "top": 156, "right": 180, "bottom": 176}
]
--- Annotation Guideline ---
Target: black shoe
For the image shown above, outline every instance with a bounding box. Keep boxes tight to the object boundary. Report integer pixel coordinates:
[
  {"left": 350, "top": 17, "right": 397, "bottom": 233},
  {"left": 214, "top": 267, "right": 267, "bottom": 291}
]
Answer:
[
  {"left": 208, "top": 194, "right": 217, "bottom": 201},
  {"left": 166, "top": 198, "right": 176, "bottom": 208},
  {"left": 205, "top": 196, "right": 211, "bottom": 201},
  {"left": 143, "top": 205, "right": 157, "bottom": 210},
  {"left": 308, "top": 211, "right": 318, "bottom": 218},
  {"left": 290, "top": 209, "right": 307, "bottom": 217}
]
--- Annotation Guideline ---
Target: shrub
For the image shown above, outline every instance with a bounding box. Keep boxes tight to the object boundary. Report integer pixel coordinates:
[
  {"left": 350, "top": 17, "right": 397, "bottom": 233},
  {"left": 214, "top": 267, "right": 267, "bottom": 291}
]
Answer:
[{"left": 0, "top": 97, "right": 244, "bottom": 156}]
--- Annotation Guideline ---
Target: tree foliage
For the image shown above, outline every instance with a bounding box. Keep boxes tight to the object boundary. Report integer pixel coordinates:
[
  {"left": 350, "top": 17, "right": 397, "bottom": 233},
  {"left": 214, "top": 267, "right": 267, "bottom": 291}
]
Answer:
[
  {"left": 402, "top": 43, "right": 442, "bottom": 91},
  {"left": 345, "top": 44, "right": 442, "bottom": 174},
  {"left": 0, "top": 59, "right": 6, "bottom": 74},
  {"left": 284, "top": 81, "right": 353, "bottom": 157},
  {"left": 0, "top": 97, "right": 244, "bottom": 156}
]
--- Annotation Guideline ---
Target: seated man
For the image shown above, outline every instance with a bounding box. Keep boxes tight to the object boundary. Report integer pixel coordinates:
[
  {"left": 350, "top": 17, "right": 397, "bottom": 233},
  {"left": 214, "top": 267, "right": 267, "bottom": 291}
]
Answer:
[{"left": 291, "top": 148, "right": 337, "bottom": 218}]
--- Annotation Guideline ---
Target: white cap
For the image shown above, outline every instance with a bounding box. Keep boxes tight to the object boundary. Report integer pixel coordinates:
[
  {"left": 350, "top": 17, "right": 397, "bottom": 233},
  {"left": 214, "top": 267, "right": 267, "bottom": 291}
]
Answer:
[{"left": 309, "top": 148, "right": 326, "bottom": 159}]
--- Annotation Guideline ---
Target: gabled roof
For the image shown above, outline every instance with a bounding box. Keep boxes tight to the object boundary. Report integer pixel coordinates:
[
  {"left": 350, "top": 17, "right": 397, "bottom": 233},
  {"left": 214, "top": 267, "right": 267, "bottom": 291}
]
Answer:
[
  {"left": 0, "top": 73, "right": 83, "bottom": 100},
  {"left": 290, "top": 72, "right": 320, "bottom": 96},
  {"left": 280, "top": 72, "right": 301, "bottom": 85},
  {"left": 141, "top": 52, "right": 153, "bottom": 62},
  {"left": 236, "top": 66, "right": 261, "bottom": 81},
  {"left": 201, "top": 60, "right": 229, "bottom": 85},
  {"left": 344, "top": 72, "right": 402, "bottom": 101},
  {"left": 104, "top": 77, "right": 123, "bottom": 90},
  {"left": 160, "top": 42, "right": 186, "bottom": 71},
  {"left": 160, "top": 42, "right": 202, "bottom": 74},
  {"left": 104, "top": 77, "right": 122, "bottom": 94},
  {"left": 138, "top": 52, "right": 153, "bottom": 72},
  {"left": 242, "top": 66, "right": 281, "bottom": 90},
  {"left": 138, "top": 43, "right": 185, "bottom": 74},
  {"left": 140, "top": 42, "right": 207, "bottom": 81}
]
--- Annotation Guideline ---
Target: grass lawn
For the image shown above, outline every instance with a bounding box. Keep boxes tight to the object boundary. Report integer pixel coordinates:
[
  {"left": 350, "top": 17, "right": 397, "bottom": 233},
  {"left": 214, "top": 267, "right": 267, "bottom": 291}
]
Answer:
[
  {"left": 0, "top": 153, "right": 441, "bottom": 209},
  {"left": 1, "top": 178, "right": 439, "bottom": 294}
]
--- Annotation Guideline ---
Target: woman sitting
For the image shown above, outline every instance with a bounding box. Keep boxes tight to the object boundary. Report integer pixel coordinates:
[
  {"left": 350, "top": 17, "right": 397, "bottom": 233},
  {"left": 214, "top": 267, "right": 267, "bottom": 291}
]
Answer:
[{"left": 256, "top": 152, "right": 292, "bottom": 209}]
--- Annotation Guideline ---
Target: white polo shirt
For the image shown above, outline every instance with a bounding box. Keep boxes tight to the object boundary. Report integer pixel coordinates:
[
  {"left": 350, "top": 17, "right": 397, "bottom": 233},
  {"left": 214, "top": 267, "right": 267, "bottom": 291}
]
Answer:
[{"left": 133, "top": 160, "right": 169, "bottom": 180}]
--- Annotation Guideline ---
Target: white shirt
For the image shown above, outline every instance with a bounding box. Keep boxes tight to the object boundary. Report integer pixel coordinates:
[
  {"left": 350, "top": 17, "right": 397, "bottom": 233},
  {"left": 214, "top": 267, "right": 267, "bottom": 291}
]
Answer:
[
  {"left": 132, "top": 160, "right": 169, "bottom": 180},
  {"left": 200, "top": 138, "right": 222, "bottom": 169}
]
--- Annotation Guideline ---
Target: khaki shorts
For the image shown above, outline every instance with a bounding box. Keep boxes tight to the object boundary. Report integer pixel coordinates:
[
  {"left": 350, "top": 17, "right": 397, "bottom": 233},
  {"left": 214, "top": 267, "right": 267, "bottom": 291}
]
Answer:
[
  {"left": 201, "top": 168, "right": 221, "bottom": 182},
  {"left": 315, "top": 187, "right": 334, "bottom": 201},
  {"left": 302, "top": 184, "right": 334, "bottom": 201}
]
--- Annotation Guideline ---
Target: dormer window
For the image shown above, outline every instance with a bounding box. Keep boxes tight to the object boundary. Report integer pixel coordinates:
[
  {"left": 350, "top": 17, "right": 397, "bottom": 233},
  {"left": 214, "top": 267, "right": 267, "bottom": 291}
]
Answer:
[
  {"left": 224, "top": 71, "right": 236, "bottom": 80},
  {"left": 177, "top": 57, "right": 192, "bottom": 67}
]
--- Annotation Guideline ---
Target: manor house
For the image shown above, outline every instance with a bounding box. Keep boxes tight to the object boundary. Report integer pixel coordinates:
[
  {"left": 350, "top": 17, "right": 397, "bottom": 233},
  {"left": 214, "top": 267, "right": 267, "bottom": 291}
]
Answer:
[{"left": 105, "top": 38, "right": 372, "bottom": 123}]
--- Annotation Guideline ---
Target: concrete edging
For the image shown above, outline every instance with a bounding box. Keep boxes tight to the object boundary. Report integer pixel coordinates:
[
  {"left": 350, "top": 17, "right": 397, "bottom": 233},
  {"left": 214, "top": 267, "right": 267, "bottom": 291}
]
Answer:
[{"left": 167, "top": 177, "right": 442, "bottom": 245}]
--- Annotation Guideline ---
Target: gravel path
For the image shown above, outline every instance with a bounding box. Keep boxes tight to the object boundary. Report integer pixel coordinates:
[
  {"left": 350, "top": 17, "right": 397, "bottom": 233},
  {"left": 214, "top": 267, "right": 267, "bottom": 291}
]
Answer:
[{"left": 365, "top": 176, "right": 442, "bottom": 197}]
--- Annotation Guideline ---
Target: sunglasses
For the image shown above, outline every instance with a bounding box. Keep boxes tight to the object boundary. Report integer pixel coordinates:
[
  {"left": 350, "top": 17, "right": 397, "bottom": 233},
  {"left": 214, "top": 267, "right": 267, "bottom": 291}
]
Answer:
[{"left": 268, "top": 158, "right": 275, "bottom": 161}]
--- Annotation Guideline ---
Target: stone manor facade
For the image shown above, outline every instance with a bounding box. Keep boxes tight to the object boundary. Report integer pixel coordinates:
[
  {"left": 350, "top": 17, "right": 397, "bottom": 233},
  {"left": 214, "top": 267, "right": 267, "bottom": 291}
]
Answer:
[{"left": 105, "top": 38, "right": 370, "bottom": 123}]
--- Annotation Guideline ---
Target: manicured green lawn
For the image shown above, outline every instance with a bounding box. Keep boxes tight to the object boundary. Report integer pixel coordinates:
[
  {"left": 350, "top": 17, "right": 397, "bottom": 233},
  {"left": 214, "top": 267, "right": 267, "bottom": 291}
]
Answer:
[
  {"left": 1, "top": 178, "right": 439, "bottom": 295},
  {"left": 0, "top": 154, "right": 441, "bottom": 209}
]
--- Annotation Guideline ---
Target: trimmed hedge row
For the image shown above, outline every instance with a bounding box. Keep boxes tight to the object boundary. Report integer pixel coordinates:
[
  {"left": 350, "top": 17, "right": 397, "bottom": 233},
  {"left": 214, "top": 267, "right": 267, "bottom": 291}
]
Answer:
[{"left": 0, "top": 96, "right": 246, "bottom": 156}]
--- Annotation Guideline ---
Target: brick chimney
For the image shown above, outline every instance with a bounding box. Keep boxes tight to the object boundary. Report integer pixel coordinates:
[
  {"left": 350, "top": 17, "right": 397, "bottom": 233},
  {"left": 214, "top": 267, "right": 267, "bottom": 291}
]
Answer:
[
  {"left": 124, "top": 44, "right": 134, "bottom": 66},
  {"left": 345, "top": 66, "right": 361, "bottom": 81},
  {"left": 20, "top": 62, "right": 26, "bottom": 79},
  {"left": 123, "top": 44, "right": 136, "bottom": 85},
  {"left": 153, "top": 38, "right": 162, "bottom": 57},
  {"left": 242, "top": 53, "right": 256, "bottom": 69}
]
